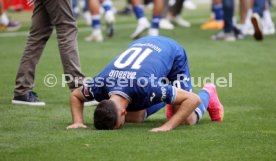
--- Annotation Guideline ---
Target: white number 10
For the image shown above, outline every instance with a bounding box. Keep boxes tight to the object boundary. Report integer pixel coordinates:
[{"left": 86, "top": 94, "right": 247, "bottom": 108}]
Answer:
[{"left": 114, "top": 47, "right": 153, "bottom": 69}]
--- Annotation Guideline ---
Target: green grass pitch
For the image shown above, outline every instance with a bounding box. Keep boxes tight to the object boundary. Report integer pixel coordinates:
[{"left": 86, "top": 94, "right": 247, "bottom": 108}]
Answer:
[{"left": 0, "top": 3, "right": 276, "bottom": 161}]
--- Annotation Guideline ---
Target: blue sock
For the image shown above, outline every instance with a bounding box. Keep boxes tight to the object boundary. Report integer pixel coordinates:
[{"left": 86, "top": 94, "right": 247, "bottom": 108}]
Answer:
[
  {"left": 146, "top": 102, "right": 166, "bottom": 118},
  {"left": 102, "top": 0, "right": 112, "bottom": 12},
  {"left": 212, "top": 3, "right": 223, "bottom": 21},
  {"left": 151, "top": 16, "right": 161, "bottom": 29},
  {"left": 194, "top": 90, "right": 210, "bottom": 121},
  {"left": 91, "top": 15, "right": 101, "bottom": 29},
  {"left": 133, "top": 6, "right": 145, "bottom": 19}
]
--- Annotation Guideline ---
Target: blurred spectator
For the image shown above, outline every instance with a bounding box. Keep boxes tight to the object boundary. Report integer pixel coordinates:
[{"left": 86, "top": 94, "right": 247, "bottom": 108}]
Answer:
[
  {"left": 117, "top": 0, "right": 152, "bottom": 16},
  {"left": 262, "top": 1, "right": 275, "bottom": 35},
  {"left": 85, "top": 0, "right": 115, "bottom": 42},
  {"left": 183, "top": 0, "right": 197, "bottom": 10},
  {"left": 131, "top": 0, "right": 164, "bottom": 38},
  {"left": 0, "top": 0, "right": 21, "bottom": 31},
  {"left": 200, "top": 0, "right": 224, "bottom": 30},
  {"left": 117, "top": 0, "right": 132, "bottom": 16},
  {"left": 211, "top": 0, "right": 243, "bottom": 41},
  {"left": 160, "top": 0, "right": 191, "bottom": 30},
  {"left": 249, "top": 0, "right": 275, "bottom": 40}
]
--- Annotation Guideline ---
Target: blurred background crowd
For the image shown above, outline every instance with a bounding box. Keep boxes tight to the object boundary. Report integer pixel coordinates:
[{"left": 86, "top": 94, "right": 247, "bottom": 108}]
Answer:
[{"left": 0, "top": 0, "right": 275, "bottom": 41}]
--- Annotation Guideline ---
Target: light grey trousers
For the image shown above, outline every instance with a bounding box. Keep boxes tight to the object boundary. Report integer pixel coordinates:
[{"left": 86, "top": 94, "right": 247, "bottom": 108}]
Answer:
[{"left": 14, "top": 0, "right": 84, "bottom": 96}]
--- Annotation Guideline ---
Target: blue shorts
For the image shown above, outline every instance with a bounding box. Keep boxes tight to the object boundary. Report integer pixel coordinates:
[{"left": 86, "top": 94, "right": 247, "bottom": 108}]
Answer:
[{"left": 146, "top": 48, "right": 193, "bottom": 118}]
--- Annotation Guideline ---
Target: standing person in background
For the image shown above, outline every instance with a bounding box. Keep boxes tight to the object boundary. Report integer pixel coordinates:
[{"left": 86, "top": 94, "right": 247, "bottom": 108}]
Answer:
[
  {"left": 85, "top": 0, "right": 115, "bottom": 42},
  {"left": 12, "top": 0, "right": 85, "bottom": 106},
  {"left": 239, "top": 0, "right": 248, "bottom": 25},
  {"left": 250, "top": 0, "right": 266, "bottom": 40},
  {"left": 160, "top": 0, "right": 191, "bottom": 30},
  {"left": 169, "top": 0, "right": 191, "bottom": 28},
  {"left": 0, "top": 0, "right": 21, "bottom": 31},
  {"left": 241, "top": 0, "right": 275, "bottom": 39},
  {"left": 211, "top": 0, "right": 235, "bottom": 41},
  {"left": 261, "top": 1, "right": 275, "bottom": 35},
  {"left": 117, "top": 0, "right": 133, "bottom": 16},
  {"left": 211, "top": 0, "right": 243, "bottom": 41},
  {"left": 131, "top": 0, "right": 164, "bottom": 39},
  {"left": 201, "top": 0, "right": 224, "bottom": 30},
  {"left": 250, "top": 0, "right": 275, "bottom": 40}
]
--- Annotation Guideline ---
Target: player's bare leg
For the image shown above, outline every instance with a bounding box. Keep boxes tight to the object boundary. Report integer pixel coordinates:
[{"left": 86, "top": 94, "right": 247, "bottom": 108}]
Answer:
[
  {"left": 130, "top": 0, "right": 150, "bottom": 39},
  {"left": 148, "top": 0, "right": 164, "bottom": 36},
  {"left": 85, "top": 0, "right": 103, "bottom": 42}
]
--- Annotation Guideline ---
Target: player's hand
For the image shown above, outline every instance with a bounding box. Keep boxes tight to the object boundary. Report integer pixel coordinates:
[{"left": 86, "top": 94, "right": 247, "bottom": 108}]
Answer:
[
  {"left": 66, "top": 123, "right": 87, "bottom": 129},
  {"left": 150, "top": 126, "right": 172, "bottom": 132}
]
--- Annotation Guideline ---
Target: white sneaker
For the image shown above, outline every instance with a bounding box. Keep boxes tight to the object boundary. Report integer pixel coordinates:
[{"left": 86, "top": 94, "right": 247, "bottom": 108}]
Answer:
[
  {"left": 184, "top": 0, "right": 197, "bottom": 10},
  {"left": 131, "top": 17, "right": 150, "bottom": 39},
  {"left": 263, "top": 25, "right": 275, "bottom": 35},
  {"left": 159, "top": 18, "right": 174, "bottom": 30},
  {"left": 211, "top": 31, "right": 236, "bottom": 42},
  {"left": 241, "top": 9, "right": 254, "bottom": 35},
  {"left": 240, "top": 23, "right": 254, "bottom": 35},
  {"left": 262, "top": 13, "right": 275, "bottom": 35},
  {"left": 85, "top": 29, "right": 103, "bottom": 42},
  {"left": 0, "top": 13, "right": 9, "bottom": 26},
  {"left": 172, "top": 16, "right": 191, "bottom": 28},
  {"left": 148, "top": 28, "right": 159, "bottom": 36}
]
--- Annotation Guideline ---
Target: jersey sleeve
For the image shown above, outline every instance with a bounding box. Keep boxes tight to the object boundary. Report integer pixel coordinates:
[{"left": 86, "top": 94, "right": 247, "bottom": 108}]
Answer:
[
  {"left": 149, "top": 84, "right": 177, "bottom": 104},
  {"left": 81, "top": 79, "right": 95, "bottom": 100}
]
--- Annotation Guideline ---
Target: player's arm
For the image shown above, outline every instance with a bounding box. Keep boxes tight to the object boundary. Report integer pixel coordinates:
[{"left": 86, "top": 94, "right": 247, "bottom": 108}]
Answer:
[
  {"left": 66, "top": 87, "right": 87, "bottom": 129},
  {"left": 151, "top": 88, "right": 200, "bottom": 132}
]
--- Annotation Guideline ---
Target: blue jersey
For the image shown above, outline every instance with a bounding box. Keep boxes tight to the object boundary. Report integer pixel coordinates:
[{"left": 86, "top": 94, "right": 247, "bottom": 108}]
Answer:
[{"left": 82, "top": 36, "right": 192, "bottom": 111}]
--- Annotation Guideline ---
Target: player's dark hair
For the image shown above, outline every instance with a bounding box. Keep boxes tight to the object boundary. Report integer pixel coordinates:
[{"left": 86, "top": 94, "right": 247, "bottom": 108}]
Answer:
[{"left": 93, "top": 100, "right": 117, "bottom": 130}]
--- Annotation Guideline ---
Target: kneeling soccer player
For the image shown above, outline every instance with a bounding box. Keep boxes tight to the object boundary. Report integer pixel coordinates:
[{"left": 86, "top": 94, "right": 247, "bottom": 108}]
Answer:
[{"left": 67, "top": 36, "right": 224, "bottom": 132}]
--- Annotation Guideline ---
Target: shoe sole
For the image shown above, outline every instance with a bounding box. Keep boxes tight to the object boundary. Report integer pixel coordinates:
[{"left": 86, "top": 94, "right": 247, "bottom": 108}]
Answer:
[
  {"left": 12, "top": 100, "right": 46, "bottom": 106},
  {"left": 251, "top": 15, "right": 263, "bottom": 41}
]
